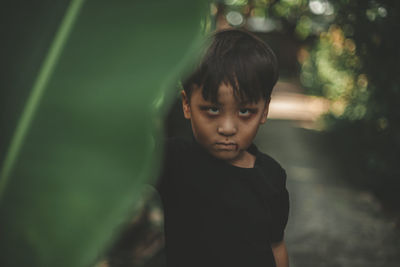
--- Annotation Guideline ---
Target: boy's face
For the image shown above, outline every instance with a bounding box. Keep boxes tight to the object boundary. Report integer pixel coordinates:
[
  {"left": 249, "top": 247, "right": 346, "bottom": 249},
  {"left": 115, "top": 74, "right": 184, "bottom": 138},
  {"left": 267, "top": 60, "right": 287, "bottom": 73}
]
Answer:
[{"left": 182, "top": 83, "right": 269, "bottom": 167}]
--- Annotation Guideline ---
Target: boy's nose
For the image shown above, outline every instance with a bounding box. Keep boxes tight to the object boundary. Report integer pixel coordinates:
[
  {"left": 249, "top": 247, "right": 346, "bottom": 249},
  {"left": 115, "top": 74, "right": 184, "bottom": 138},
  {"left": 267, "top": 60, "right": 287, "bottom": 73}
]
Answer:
[{"left": 217, "top": 118, "right": 237, "bottom": 136}]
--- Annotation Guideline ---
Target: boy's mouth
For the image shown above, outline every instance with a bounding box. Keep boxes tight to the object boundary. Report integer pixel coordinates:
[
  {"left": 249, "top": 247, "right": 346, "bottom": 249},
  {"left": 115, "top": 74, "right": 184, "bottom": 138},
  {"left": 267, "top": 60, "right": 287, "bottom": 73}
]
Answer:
[{"left": 214, "top": 142, "right": 237, "bottom": 150}]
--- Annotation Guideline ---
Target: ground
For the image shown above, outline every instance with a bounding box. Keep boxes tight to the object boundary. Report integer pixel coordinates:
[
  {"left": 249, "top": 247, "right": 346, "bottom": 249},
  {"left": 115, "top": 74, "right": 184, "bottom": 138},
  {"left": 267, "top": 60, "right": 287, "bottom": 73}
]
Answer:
[{"left": 255, "top": 119, "right": 400, "bottom": 267}]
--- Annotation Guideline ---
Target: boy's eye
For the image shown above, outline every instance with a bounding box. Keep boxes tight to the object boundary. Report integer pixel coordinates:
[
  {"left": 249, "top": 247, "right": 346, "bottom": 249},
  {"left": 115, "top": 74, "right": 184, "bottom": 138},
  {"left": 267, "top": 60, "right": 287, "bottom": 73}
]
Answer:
[
  {"left": 207, "top": 107, "right": 220, "bottom": 115},
  {"left": 200, "top": 105, "right": 220, "bottom": 115},
  {"left": 239, "top": 108, "right": 256, "bottom": 117},
  {"left": 239, "top": 109, "right": 250, "bottom": 116}
]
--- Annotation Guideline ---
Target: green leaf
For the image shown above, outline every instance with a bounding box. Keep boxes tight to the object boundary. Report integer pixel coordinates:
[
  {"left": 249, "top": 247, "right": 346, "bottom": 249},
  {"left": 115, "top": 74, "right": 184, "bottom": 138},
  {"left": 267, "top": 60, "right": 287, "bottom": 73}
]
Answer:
[{"left": 0, "top": 0, "right": 206, "bottom": 266}]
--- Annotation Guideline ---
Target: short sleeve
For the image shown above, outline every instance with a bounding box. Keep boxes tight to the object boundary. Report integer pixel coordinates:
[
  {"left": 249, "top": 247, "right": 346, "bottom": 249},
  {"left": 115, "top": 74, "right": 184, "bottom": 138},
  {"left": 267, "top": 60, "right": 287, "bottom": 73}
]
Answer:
[
  {"left": 246, "top": 159, "right": 290, "bottom": 244},
  {"left": 268, "top": 169, "right": 290, "bottom": 243}
]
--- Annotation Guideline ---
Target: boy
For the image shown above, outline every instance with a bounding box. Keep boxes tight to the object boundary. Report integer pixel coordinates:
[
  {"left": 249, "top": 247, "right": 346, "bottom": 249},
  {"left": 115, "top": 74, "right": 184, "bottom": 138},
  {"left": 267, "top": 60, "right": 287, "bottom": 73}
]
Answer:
[{"left": 158, "top": 29, "right": 289, "bottom": 267}]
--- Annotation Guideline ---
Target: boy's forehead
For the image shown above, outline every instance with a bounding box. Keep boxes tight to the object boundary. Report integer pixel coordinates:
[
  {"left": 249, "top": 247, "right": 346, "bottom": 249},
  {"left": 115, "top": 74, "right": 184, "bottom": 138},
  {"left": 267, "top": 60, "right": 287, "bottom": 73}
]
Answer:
[
  {"left": 216, "top": 83, "right": 235, "bottom": 97},
  {"left": 197, "top": 83, "right": 256, "bottom": 104}
]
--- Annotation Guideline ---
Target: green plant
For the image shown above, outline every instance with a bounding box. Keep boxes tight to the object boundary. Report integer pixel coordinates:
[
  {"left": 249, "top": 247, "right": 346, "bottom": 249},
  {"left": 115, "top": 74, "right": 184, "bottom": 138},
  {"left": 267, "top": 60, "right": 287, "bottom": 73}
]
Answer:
[{"left": 0, "top": 1, "right": 206, "bottom": 266}]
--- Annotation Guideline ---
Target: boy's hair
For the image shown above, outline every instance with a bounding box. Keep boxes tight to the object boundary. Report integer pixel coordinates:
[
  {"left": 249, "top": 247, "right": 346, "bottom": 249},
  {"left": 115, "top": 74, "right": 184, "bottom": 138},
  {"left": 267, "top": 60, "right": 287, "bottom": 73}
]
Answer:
[{"left": 183, "top": 29, "right": 279, "bottom": 104}]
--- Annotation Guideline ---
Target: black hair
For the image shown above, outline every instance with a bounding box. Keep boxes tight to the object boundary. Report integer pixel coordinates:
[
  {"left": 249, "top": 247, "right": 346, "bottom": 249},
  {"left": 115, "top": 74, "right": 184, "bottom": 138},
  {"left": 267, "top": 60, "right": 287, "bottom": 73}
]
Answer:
[{"left": 183, "top": 29, "right": 279, "bottom": 104}]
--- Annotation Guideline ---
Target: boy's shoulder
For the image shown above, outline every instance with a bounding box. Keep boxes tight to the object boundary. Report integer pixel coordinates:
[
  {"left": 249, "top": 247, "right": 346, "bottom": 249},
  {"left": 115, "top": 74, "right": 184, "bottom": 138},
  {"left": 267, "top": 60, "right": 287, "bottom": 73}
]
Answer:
[
  {"left": 164, "top": 137, "right": 287, "bottom": 188},
  {"left": 256, "top": 149, "right": 285, "bottom": 173},
  {"left": 254, "top": 147, "right": 287, "bottom": 191}
]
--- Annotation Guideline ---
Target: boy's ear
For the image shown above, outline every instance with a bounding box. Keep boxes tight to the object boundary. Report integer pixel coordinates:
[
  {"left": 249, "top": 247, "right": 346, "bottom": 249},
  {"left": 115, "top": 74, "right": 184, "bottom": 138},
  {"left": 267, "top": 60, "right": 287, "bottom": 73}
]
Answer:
[
  {"left": 181, "top": 90, "right": 191, "bottom": 119},
  {"left": 260, "top": 98, "right": 271, "bottom": 124}
]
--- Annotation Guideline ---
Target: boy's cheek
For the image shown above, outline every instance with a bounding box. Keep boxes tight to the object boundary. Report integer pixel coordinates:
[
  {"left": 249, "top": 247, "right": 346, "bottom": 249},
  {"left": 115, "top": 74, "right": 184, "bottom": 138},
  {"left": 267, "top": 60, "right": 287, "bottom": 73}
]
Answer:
[{"left": 192, "top": 126, "right": 213, "bottom": 144}]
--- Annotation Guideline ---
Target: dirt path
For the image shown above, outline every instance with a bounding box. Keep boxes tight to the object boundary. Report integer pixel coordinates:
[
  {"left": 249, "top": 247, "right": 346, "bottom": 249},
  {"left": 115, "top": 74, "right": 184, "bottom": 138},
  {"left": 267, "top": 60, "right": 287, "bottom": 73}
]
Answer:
[{"left": 255, "top": 120, "right": 400, "bottom": 267}]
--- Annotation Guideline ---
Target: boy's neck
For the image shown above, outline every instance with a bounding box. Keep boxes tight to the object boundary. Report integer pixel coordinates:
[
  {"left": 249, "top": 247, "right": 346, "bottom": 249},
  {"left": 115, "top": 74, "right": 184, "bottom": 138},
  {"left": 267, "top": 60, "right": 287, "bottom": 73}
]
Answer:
[{"left": 226, "top": 150, "right": 256, "bottom": 169}]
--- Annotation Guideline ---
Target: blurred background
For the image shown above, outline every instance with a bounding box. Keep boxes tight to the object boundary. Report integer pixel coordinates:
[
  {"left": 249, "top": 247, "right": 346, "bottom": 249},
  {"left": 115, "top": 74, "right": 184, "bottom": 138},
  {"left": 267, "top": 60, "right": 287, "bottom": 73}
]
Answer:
[
  {"left": 1, "top": 0, "right": 399, "bottom": 267},
  {"left": 106, "top": 0, "right": 400, "bottom": 266},
  {"left": 108, "top": 1, "right": 400, "bottom": 266}
]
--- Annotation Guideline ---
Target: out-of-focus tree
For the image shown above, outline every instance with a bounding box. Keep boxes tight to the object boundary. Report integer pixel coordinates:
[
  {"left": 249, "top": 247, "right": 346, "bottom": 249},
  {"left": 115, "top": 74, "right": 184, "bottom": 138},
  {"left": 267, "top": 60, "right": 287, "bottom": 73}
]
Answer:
[
  {"left": 212, "top": 0, "right": 400, "bottom": 204},
  {"left": 300, "top": 0, "right": 400, "bottom": 204}
]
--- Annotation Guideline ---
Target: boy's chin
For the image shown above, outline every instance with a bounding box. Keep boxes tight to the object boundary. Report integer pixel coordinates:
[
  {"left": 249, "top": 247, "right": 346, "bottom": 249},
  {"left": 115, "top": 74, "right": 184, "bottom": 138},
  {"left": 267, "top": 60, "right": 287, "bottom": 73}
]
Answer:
[{"left": 208, "top": 149, "right": 242, "bottom": 162}]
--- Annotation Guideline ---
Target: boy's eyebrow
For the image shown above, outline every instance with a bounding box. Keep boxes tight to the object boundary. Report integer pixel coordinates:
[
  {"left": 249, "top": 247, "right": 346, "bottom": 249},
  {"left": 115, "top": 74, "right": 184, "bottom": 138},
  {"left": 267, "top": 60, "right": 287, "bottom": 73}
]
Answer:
[
  {"left": 199, "top": 97, "right": 221, "bottom": 105},
  {"left": 199, "top": 100, "right": 221, "bottom": 106},
  {"left": 238, "top": 100, "right": 258, "bottom": 106}
]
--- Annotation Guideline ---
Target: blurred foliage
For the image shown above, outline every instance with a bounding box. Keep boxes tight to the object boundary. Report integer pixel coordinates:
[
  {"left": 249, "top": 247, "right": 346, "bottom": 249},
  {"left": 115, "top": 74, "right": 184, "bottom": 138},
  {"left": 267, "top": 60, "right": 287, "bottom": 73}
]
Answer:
[
  {"left": 307, "top": 0, "right": 400, "bottom": 205},
  {"left": 106, "top": 189, "right": 165, "bottom": 267},
  {"left": 217, "top": 0, "right": 400, "bottom": 204},
  {"left": 0, "top": 0, "right": 206, "bottom": 267}
]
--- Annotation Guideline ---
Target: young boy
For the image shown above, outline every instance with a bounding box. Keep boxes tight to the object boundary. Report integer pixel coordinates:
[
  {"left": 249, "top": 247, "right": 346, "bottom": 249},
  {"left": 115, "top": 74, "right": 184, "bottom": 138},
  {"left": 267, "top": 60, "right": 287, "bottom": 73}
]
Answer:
[{"left": 158, "top": 29, "right": 289, "bottom": 267}]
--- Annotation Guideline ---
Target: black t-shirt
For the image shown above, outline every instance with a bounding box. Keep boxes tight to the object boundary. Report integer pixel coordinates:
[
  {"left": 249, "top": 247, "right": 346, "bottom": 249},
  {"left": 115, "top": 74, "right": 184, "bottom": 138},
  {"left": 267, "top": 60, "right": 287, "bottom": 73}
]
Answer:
[{"left": 157, "top": 137, "right": 289, "bottom": 267}]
